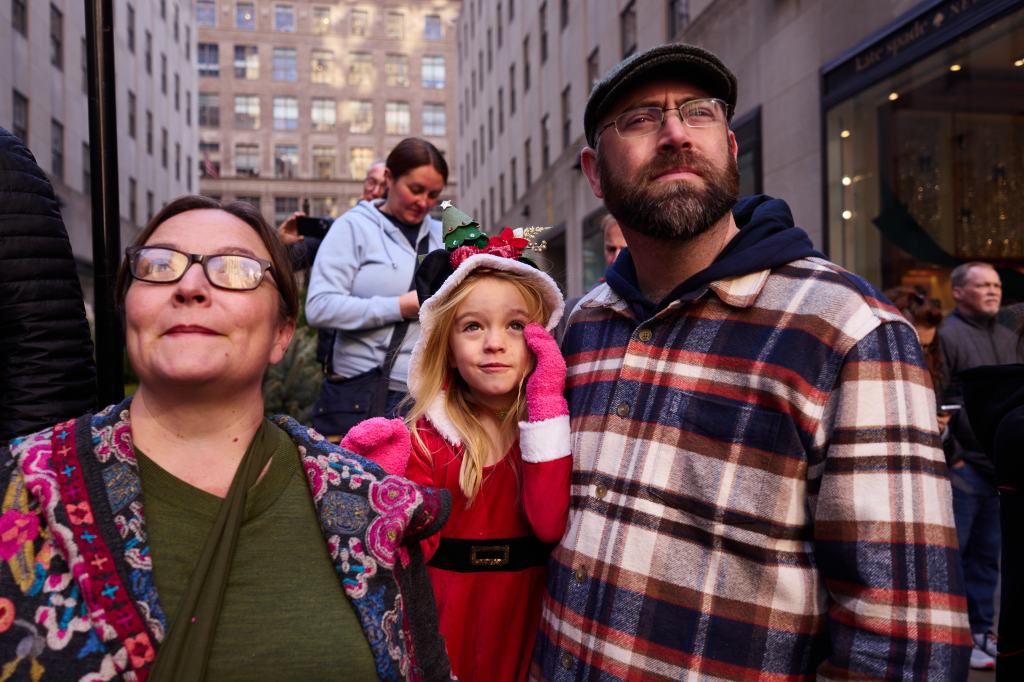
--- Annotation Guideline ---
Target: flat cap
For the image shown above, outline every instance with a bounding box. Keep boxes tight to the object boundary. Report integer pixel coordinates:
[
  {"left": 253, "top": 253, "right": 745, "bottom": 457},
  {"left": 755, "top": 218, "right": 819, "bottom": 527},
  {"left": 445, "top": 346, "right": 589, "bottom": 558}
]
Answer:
[{"left": 584, "top": 43, "right": 738, "bottom": 147}]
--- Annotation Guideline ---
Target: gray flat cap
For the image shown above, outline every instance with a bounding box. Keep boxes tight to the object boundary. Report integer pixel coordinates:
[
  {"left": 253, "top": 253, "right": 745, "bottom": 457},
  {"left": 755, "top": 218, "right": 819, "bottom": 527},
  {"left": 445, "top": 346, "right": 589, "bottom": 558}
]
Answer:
[{"left": 584, "top": 43, "right": 738, "bottom": 147}]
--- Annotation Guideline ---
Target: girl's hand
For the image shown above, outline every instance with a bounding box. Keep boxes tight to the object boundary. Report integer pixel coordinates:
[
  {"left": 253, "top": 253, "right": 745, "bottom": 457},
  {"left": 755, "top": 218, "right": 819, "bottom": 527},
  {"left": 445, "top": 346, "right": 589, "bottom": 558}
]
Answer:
[
  {"left": 523, "top": 323, "right": 568, "bottom": 423},
  {"left": 341, "top": 417, "right": 412, "bottom": 476}
]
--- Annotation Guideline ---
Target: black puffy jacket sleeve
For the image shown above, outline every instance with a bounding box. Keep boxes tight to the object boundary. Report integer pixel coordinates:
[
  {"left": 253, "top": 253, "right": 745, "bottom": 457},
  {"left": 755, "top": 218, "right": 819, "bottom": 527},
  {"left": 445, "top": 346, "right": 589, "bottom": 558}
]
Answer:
[{"left": 0, "top": 127, "right": 96, "bottom": 441}]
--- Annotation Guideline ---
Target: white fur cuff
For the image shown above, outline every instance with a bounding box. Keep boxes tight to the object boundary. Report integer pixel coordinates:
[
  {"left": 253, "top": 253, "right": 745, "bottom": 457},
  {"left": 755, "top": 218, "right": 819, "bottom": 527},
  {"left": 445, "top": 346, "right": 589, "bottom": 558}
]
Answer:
[{"left": 519, "top": 415, "right": 571, "bottom": 463}]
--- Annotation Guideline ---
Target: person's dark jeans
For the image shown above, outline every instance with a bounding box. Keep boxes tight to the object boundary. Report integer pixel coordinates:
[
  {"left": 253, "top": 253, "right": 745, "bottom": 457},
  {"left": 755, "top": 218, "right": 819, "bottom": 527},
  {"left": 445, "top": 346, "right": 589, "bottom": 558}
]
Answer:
[{"left": 951, "top": 461, "right": 1001, "bottom": 635}]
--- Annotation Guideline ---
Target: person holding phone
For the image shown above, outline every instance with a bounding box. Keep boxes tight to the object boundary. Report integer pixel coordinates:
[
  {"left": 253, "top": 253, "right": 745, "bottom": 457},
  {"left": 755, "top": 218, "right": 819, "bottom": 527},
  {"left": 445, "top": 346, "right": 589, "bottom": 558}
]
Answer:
[{"left": 305, "top": 138, "right": 447, "bottom": 438}]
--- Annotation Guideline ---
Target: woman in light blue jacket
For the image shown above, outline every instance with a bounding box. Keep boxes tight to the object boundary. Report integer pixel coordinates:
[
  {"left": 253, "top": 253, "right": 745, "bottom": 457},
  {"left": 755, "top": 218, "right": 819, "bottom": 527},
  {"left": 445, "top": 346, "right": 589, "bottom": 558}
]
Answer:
[{"left": 306, "top": 138, "right": 447, "bottom": 432}]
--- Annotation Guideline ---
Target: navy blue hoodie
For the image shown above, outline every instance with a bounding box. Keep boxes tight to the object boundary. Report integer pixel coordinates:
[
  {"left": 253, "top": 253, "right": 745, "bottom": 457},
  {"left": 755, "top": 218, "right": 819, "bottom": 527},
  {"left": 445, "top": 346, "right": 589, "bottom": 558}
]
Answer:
[{"left": 605, "top": 195, "right": 823, "bottom": 321}]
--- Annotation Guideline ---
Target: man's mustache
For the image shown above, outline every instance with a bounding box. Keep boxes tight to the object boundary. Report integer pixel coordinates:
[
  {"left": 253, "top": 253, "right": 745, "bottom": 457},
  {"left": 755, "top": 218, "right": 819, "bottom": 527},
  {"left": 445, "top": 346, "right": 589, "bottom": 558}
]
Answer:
[{"left": 639, "top": 150, "right": 713, "bottom": 183}]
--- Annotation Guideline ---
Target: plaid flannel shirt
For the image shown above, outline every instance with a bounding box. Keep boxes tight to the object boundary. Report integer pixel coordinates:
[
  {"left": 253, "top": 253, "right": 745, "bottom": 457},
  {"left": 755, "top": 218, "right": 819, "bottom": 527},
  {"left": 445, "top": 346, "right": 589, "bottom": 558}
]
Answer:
[{"left": 533, "top": 257, "right": 970, "bottom": 680}]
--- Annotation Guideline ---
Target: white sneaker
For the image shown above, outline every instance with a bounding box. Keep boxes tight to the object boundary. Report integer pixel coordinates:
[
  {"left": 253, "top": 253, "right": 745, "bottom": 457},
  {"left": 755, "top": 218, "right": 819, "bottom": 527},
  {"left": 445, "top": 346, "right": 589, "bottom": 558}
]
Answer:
[
  {"left": 973, "top": 631, "right": 998, "bottom": 658},
  {"left": 970, "top": 644, "right": 995, "bottom": 670}
]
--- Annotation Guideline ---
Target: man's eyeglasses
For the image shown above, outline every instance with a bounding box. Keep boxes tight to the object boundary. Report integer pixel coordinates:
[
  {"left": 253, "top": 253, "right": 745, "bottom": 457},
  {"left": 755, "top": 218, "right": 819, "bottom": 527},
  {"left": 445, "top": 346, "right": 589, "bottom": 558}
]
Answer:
[
  {"left": 126, "top": 246, "right": 274, "bottom": 291},
  {"left": 598, "top": 98, "right": 727, "bottom": 140}
]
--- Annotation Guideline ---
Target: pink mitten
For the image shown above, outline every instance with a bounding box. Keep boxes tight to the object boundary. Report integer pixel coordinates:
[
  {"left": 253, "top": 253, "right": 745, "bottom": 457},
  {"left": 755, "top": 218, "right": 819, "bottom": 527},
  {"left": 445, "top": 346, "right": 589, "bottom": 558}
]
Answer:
[
  {"left": 341, "top": 417, "right": 412, "bottom": 476},
  {"left": 523, "top": 323, "right": 568, "bottom": 422}
]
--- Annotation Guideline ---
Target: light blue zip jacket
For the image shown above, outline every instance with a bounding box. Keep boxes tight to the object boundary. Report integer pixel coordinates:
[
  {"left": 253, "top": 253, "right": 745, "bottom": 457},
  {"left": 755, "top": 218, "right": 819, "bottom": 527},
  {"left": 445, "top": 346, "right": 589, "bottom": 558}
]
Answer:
[{"left": 305, "top": 199, "right": 442, "bottom": 391}]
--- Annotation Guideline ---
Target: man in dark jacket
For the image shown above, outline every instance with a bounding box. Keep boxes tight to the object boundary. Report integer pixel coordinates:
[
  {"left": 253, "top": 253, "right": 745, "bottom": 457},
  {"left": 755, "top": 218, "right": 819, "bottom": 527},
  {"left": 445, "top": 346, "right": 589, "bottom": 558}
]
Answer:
[
  {"left": 0, "top": 126, "right": 96, "bottom": 442},
  {"left": 535, "top": 43, "right": 969, "bottom": 680},
  {"left": 939, "top": 261, "right": 1024, "bottom": 669}
]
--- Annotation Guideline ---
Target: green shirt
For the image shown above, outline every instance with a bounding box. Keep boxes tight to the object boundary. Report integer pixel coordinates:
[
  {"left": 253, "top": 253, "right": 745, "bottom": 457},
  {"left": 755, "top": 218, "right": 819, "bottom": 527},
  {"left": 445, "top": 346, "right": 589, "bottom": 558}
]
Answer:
[{"left": 136, "top": 421, "right": 378, "bottom": 681}]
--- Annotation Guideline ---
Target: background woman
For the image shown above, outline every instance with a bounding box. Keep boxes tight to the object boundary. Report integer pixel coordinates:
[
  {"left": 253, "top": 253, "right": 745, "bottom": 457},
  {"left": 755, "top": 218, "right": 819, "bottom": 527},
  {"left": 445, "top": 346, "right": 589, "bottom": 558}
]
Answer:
[
  {"left": 306, "top": 138, "right": 447, "bottom": 437},
  {"left": 0, "top": 196, "right": 450, "bottom": 681}
]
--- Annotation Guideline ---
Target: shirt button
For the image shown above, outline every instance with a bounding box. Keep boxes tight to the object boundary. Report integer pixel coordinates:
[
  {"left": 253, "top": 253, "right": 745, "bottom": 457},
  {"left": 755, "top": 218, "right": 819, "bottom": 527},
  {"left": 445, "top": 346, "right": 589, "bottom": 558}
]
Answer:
[
  {"left": 560, "top": 652, "right": 573, "bottom": 670},
  {"left": 574, "top": 566, "right": 586, "bottom": 582},
  {"left": 615, "top": 402, "right": 630, "bottom": 417},
  {"left": 595, "top": 483, "right": 607, "bottom": 499},
  {"left": 638, "top": 328, "right": 653, "bottom": 342}
]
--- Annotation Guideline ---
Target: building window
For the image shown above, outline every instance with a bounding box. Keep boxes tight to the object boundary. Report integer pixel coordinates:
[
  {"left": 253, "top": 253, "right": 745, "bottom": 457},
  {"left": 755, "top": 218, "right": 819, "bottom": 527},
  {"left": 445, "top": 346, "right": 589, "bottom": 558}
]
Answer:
[
  {"left": 199, "top": 92, "right": 220, "bottom": 127},
  {"left": 488, "top": 108, "right": 494, "bottom": 149},
  {"left": 145, "top": 31, "right": 152, "bottom": 73},
  {"left": 173, "top": 4, "right": 179, "bottom": 41},
  {"left": 348, "top": 100, "right": 372, "bottom": 134},
  {"left": 50, "top": 4, "right": 63, "bottom": 69},
  {"left": 160, "top": 0, "right": 166, "bottom": 20},
  {"left": 349, "top": 147, "right": 374, "bottom": 180},
  {"left": 479, "top": 124, "right": 486, "bottom": 162},
  {"left": 311, "top": 98, "right": 337, "bottom": 131},
  {"left": 199, "top": 142, "right": 221, "bottom": 178},
  {"left": 126, "top": 4, "right": 135, "bottom": 53},
  {"left": 560, "top": 0, "right": 569, "bottom": 30},
  {"left": 274, "top": 4, "right": 295, "bottom": 32},
  {"left": 522, "top": 37, "right": 530, "bottom": 91},
  {"left": 511, "top": 157, "right": 518, "bottom": 201},
  {"left": 12, "top": 90, "right": 28, "bottom": 142},
  {"left": 185, "top": 26, "right": 191, "bottom": 61},
  {"left": 313, "top": 146, "right": 335, "bottom": 179},
  {"left": 541, "top": 115, "right": 550, "bottom": 169},
  {"left": 161, "top": 128, "right": 168, "bottom": 168},
  {"left": 274, "top": 145, "right": 299, "bottom": 178},
  {"left": 175, "top": 142, "right": 181, "bottom": 181},
  {"left": 198, "top": 43, "right": 219, "bottom": 77},
  {"left": 234, "top": 45, "right": 258, "bottom": 79},
  {"left": 509, "top": 0, "right": 515, "bottom": 21},
  {"left": 524, "top": 138, "right": 532, "bottom": 185},
  {"left": 587, "top": 48, "right": 599, "bottom": 90},
  {"left": 311, "top": 49, "right": 335, "bottom": 84},
  {"left": 272, "top": 48, "right": 297, "bottom": 81},
  {"left": 348, "top": 52, "right": 374, "bottom": 86},
  {"left": 186, "top": 91, "right": 191, "bottom": 126},
  {"left": 146, "top": 110, "right": 153, "bottom": 152},
  {"left": 499, "top": 173, "right": 506, "bottom": 213},
  {"left": 313, "top": 7, "right": 331, "bottom": 34},
  {"left": 351, "top": 9, "right": 368, "bottom": 36},
  {"left": 539, "top": 3, "right": 548, "bottom": 64},
  {"left": 273, "top": 96, "right": 298, "bottom": 130},
  {"left": 385, "top": 102, "right": 411, "bottom": 135},
  {"left": 620, "top": 1, "right": 637, "bottom": 58},
  {"left": 196, "top": 0, "right": 216, "bottom": 28},
  {"left": 237, "top": 195, "right": 260, "bottom": 211},
  {"left": 146, "top": 191, "right": 154, "bottom": 220},
  {"left": 385, "top": 54, "right": 409, "bottom": 87},
  {"left": 50, "top": 119, "right": 63, "bottom": 179},
  {"left": 487, "top": 29, "right": 493, "bottom": 71},
  {"left": 236, "top": 2, "right": 256, "bottom": 30},
  {"left": 497, "top": 3, "right": 503, "bottom": 46},
  {"left": 424, "top": 14, "right": 442, "bottom": 40},
  {"left": 423, "top": 103, "right": 446, "bottom": 136},
  {"left": 274, "top": 197, "right": 300, "bottom": 225},
  {"left": 186, "top": 157, "right": 192, "bottom": 191},
  {"left": 12, "top": 0, "right": 27, "bottom": 36},
  {"left": 385, "top": 11, "right": 404, "bottom": 39},
  {"left": 127, "top": 90, "right": 137, "bottom": 138},
  {"left": 174, "top": 74, "right": 180, "bottom": 110},
  {"left": 161, "top": 53, "right": 167, "bottom": 93},
  {"left": 310, "top": 196, "right": 340, "bottom": 218},
  {"left": 561, "top": 85, "right": 571, "bottom": 149},
  {"left": 128, "top": 177, "right": 137, "bottom": 225},
  {"left": 82, "top": 143, "right": 91, "bottom": 193},
  {"left": 235, "top": 143, "right": 260, "bottom": 177},
  {"left": 668, "top": 0, "right": 690, "bottom": 39},
  {"left": 234, "top": 95, "right": 260, "bottom": 129},
  {"left": 498, "top": 87, "right": 505, "bottom": 133},
  {"left": 421, "top": 55, "right": 445, "bottom": 89},
  {"left": 509, "top": 64, "right": 517, "bottom": 115}
]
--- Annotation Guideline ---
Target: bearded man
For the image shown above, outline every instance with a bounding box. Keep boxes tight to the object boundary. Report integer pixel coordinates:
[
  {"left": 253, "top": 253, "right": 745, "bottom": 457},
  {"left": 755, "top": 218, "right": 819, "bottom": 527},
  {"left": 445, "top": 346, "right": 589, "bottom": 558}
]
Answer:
[{"left": 533, "top": 44, "right": 970, "bottom": 680}]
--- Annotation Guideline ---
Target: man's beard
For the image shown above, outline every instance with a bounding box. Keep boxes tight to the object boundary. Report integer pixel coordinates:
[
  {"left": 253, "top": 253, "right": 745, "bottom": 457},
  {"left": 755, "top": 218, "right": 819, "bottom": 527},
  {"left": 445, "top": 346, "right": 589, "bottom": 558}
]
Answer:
[{"left": 598, "top": 146, "right": 740, "bottom": 242}]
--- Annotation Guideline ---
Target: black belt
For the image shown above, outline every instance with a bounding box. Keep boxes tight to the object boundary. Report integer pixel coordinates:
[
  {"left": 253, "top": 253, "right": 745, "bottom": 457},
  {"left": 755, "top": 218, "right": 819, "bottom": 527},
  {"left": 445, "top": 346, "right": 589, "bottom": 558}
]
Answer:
[{"left": 427, "top": 536, "right": 555, "bottom": 572}]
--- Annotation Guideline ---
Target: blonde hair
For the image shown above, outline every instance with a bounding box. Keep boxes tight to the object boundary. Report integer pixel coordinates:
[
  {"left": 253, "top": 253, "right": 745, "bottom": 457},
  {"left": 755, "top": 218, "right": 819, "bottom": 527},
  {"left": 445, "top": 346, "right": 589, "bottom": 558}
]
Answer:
[{"left": 406, "top": 268, "right": 552, "bottom": 503}]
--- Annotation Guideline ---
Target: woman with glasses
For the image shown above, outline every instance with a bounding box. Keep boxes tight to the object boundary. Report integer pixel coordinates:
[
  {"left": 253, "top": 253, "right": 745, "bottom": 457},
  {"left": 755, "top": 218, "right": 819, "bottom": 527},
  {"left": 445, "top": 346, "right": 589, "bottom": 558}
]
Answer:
[
  {"left": 0, "top": 196, "right": 452, "bottom": 681},
  {"left": 305, "top": 138, "right": 447, "bottom": 440}
]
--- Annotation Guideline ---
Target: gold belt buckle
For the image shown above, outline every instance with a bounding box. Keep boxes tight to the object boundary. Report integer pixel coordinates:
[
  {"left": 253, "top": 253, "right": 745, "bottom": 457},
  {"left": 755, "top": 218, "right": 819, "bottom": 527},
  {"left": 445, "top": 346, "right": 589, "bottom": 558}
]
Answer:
[{"left": 470, "top": 544, "right": 510, "bottom": 566}]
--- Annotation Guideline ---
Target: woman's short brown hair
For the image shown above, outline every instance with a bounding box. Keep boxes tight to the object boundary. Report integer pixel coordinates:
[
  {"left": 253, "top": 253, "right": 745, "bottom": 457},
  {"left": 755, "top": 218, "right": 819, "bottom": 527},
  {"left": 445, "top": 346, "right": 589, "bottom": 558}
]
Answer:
[
  {"left": 115, "top": 195, "right": 299, "bottom": 321},
  {"left": 385, "top": 137, "right": 449, "bottom": 185}
]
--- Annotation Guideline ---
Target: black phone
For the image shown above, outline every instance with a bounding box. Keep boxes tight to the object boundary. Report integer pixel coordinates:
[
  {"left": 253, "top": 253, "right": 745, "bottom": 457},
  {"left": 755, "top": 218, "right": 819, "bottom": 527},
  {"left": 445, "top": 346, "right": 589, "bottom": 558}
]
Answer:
[{"left": 296, "top": 216, "right": 332, "bottom": 240}]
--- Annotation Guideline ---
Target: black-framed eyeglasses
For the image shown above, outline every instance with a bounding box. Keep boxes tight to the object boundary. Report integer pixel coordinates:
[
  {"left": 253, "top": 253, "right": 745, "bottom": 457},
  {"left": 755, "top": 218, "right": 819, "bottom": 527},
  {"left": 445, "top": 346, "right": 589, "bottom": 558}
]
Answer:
[
  {"left": 126, "top": 246, "right": 274, "bottom": 291},
  {"left": 598, "top": 97, "right": 727, "bottom": 140}
]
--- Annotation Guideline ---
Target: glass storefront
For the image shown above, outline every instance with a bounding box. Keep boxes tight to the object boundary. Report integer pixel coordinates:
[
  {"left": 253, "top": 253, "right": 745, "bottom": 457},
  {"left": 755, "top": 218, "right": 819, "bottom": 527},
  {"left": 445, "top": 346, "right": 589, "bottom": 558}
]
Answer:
[{"left": 824, "top": 3, "right": 1023, "bottom": 304}]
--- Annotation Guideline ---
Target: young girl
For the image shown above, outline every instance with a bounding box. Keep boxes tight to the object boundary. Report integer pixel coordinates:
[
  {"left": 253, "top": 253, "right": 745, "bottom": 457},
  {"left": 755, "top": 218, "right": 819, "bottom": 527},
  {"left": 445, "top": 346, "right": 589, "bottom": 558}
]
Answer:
[{"left": 343, "top": 203, "right": 570, "bottom": 681}]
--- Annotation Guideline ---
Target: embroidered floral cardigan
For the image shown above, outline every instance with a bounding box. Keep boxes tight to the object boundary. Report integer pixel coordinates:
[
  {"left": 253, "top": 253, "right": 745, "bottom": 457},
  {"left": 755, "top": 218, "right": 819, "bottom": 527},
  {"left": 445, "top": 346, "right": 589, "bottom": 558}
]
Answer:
[{"left": 0, "top": 398, "right": 453, "bottom": 681}]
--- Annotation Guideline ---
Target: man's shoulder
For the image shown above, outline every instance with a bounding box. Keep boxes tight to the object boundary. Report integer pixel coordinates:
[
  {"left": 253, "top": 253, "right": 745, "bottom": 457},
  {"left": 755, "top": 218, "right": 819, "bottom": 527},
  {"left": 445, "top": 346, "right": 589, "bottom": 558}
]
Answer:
[{"left": 756, "top": 256, "right": 909, "bottom": 340}]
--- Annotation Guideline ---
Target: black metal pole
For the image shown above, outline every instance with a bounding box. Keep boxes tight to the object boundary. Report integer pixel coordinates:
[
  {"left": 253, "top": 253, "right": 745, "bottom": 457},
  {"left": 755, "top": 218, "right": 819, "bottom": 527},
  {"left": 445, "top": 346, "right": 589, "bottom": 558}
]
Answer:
[{"left": 85, "top": 0, "right": 125, "bottom": 405}]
